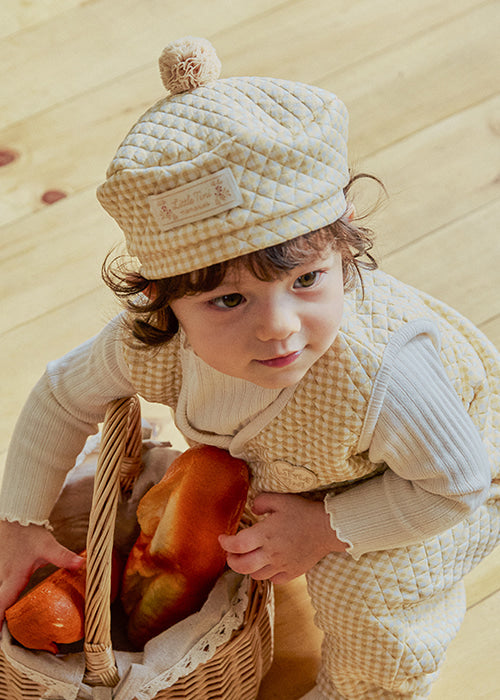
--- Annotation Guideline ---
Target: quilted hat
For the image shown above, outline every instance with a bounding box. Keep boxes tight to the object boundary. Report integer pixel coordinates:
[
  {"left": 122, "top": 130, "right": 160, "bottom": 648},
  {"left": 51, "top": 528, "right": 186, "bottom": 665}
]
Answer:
[{"left": 97, "top": 37, "right": 349, "bottom": 279}]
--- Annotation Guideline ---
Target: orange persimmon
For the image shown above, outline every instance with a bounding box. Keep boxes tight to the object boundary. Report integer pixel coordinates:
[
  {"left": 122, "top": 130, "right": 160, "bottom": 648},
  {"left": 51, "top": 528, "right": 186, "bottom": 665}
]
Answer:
[
  {"left": 121, "top": 445, "right": 249, "bottom": 648},
  {"left": 5, "top": 549, "right": 122, "bottom": 654}
]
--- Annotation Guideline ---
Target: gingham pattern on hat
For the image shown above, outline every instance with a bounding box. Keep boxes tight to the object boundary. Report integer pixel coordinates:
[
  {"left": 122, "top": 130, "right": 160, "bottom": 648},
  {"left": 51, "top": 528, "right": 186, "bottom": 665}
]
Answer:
[{"left": 96, "top": 40, "right": 349, "bottom": 279}]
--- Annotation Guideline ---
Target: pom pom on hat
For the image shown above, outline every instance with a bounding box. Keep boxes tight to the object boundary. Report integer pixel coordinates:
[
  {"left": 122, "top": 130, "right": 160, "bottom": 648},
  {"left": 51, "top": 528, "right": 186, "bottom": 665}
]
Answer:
[{"left": 159, "top": 36, "right": 222, "bottom": 95}]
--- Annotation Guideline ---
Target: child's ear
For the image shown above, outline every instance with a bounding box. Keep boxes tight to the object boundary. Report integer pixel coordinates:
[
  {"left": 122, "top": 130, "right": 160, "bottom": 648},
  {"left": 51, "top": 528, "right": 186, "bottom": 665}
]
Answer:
[
  {"left": 124, "top": 273, "right": 158, "bottom": 301},
  {"left": 345, "top": 203, "right": 356, "bottom": 222},
  {"left": 143, "top": 281, "right": 158, "bottom": 301}
]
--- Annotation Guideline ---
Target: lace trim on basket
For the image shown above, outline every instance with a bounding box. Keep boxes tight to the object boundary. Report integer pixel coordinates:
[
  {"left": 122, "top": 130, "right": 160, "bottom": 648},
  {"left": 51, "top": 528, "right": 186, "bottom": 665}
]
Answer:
[
  {"left": 0, "top": 648, "right": 83, "bottom": 700},
  {"left": 131, "top": 575, "right": 251, "bottom": 700},
  {"left": 1, "top": 574, "right": 252, "bottom": 700}
]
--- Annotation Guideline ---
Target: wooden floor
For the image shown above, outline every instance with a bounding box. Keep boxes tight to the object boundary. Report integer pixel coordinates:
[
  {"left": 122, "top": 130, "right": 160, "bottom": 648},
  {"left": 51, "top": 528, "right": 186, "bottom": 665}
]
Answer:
[{"left": 1, "top": 1, "right": 499, "bottom": 697}]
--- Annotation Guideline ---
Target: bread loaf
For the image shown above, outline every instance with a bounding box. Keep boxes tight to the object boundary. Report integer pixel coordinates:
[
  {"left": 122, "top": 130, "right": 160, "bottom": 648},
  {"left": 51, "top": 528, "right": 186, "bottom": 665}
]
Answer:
[{"left": 121, "top": 445, "right": 249, "bottom": 648}]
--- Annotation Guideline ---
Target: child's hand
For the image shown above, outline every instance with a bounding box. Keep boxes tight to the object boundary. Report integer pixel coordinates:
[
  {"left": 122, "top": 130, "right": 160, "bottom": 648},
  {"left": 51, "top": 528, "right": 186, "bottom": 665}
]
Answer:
[
  {"left": 218, "top": 492, "right": 347, "bottom": 584},
  {"left": 0, "top": 520, "right": 84, "bottom": 622}
]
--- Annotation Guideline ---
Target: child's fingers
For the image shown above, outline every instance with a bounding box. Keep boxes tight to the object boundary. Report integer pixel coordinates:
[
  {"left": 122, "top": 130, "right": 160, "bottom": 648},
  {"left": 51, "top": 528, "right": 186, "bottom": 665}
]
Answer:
[
  {"left": 251, "top": 492, "right": 279, "bottom": 515},
  {"left": 0, "top": 526, "right": 83, "bottom": 622},
  {"left": 43, "top": 541, "right": 84, "bottom": 572},
  {"left": 225, "top": 548, "right": 269, "bottom": 576},
  {"left": 225, "top": 550, "right": 290, "bottom": 582},
  {"left": 219, "top": 525, "right": 262, "bottom": 554},
  {"left": 0, "top": 568, "right": 32, "bottom": 621}
]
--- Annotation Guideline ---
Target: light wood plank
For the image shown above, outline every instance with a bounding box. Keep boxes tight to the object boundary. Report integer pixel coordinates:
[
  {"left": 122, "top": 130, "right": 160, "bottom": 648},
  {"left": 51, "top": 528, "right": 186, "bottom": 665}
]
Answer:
[
  {"left": 1, "top": 1, "right": 494, "bottom": 228},
  {"left": 381, "top": 198, "right": 500, "bottom": 331},
  {"left": 217, "top": 0, "right": 482, "bottom": 82},
  {"left": 431, "top": 589, "right": 500, "bottom": 699},
  {"left": 320, "top": 0, "right": 500, "bottom": 155},
  {"left": 463, "top": 545, "right": 500, "bottom": 608},
  {"left": 480, "top": 316, "right": 500, "bottom": 349},
  {"left": 0, "top": 0, "right": 85, "bottom": 38},
  {"left": 258, "top": 577, "right": 321, "bottom": 699},
  {"left": 0, "top": 68, "right": 159, "bottom": 228},
  {"left": 0, "top": 189, "right": 120, "bottom": 334},
  {"left": 0, "top": 288, "right": 118, "bottom": 464},
  {"left": 360, "top": 95, "right": 500, "bottom": 251},
  {"left": 0, "top": 0, "right": 291, "bottom": 128}
]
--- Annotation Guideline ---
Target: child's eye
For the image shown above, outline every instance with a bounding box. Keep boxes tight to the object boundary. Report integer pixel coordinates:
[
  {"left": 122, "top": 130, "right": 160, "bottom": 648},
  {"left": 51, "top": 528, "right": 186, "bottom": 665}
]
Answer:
[
  {"left": 293, "top": 271, "right": 321, "bottom": 288},
  {"left": 210, "top": 293, "right": 245, "bottom": 309}
]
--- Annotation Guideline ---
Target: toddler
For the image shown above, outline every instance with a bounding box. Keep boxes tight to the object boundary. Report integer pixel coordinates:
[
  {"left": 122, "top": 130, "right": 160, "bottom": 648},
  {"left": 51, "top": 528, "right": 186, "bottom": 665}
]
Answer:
[{"left": 0, "top": 37, "right": 499, "bottom": 699}]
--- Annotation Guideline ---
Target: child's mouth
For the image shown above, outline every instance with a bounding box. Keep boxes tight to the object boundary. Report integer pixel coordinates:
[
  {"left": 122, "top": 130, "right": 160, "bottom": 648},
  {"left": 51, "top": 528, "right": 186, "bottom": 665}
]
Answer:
[{"left": 257, "top": 350, "right": 302, "bottom": 368}]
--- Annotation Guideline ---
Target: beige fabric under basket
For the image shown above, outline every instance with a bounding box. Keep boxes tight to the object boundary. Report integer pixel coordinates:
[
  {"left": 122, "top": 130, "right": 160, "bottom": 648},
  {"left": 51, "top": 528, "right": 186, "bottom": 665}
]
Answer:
[{"left": 0, "top": 396, "right": 274, "bottom": 700}]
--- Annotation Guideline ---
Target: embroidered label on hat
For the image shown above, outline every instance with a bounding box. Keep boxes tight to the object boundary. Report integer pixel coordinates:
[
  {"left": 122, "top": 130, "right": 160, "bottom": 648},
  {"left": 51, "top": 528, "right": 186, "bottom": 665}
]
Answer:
[{"left": 148, "top": 167, "right": 243, "bottom": 231}]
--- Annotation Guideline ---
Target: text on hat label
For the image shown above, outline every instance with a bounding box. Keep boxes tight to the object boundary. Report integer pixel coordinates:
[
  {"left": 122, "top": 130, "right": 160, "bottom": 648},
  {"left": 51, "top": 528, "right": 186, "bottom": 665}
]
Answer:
[{"left": 148, "top": 167, "right": 243, "bottom": 232}]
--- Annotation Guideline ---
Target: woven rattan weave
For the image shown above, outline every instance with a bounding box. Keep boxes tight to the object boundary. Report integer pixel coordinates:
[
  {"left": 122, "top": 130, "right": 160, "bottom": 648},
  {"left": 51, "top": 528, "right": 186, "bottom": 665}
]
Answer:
[{"left": 0, "top": 397, "right": 273, "bottom": 699}]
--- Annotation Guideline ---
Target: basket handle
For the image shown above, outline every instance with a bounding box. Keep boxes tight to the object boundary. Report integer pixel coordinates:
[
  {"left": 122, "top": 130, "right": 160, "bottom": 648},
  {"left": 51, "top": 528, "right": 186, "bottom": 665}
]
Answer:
[{"left": 83, "top": 396, "right": 142, "bottom": 687}]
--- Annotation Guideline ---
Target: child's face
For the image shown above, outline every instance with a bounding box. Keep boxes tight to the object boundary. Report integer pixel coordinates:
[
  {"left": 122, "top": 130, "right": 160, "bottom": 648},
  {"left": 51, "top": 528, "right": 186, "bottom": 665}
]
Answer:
[{"left": 170, "top": 250, "right": 344, "bottom": 389}]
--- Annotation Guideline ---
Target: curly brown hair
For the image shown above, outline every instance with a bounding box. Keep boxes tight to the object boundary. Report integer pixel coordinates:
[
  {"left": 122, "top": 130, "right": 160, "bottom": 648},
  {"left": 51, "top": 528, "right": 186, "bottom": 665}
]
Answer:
[{"left": 102, "top": 173, "right": 383, "bottom": 348}]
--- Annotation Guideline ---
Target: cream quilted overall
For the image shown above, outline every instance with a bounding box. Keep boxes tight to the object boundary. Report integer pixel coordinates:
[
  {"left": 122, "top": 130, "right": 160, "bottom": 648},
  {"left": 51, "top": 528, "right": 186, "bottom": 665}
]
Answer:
[{"left": 124, "top": 270, "right": 500, "bottom": 699}]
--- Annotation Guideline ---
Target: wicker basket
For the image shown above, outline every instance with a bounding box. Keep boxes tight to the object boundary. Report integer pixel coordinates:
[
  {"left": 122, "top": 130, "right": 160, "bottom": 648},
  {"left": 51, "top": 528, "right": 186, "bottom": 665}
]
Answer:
[{"left": 0, "top": 396, "right": 274, "bottom": 700}]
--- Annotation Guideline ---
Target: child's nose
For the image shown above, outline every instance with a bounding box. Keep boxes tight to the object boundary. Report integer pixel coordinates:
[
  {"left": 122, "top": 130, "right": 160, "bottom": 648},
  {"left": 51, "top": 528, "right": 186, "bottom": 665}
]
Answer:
[{"left": 255, "top": 298, "right": 301, "bottom": 342}]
